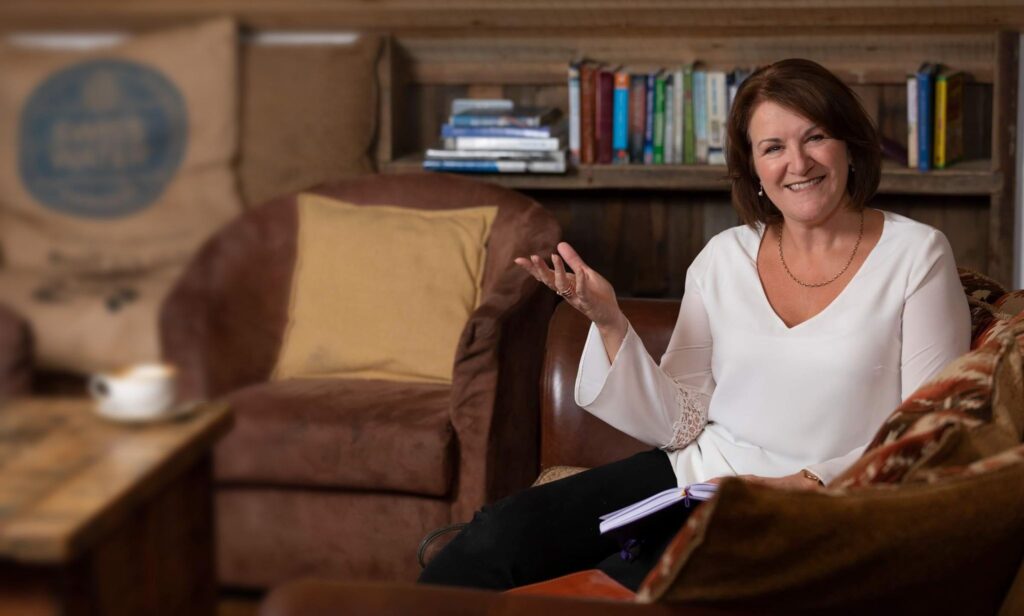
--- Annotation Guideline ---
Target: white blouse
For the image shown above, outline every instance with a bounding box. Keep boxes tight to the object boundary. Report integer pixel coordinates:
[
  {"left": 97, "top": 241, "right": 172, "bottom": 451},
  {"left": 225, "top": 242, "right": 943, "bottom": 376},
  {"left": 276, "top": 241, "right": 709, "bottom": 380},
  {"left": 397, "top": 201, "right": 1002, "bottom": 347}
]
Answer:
[{"left": 575, "top": 210, "right": 971, "bottom": 486}]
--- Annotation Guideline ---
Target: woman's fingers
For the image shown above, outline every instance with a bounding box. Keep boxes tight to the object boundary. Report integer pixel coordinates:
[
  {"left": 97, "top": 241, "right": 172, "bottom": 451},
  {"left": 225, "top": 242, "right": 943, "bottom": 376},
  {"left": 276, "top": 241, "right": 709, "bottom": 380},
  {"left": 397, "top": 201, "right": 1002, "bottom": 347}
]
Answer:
[
  {"left": 557, "top": 242, "right": 589, "bottom": 275},
  {"left": 551, "top": 253, "right": 572, "bottom": 295}
]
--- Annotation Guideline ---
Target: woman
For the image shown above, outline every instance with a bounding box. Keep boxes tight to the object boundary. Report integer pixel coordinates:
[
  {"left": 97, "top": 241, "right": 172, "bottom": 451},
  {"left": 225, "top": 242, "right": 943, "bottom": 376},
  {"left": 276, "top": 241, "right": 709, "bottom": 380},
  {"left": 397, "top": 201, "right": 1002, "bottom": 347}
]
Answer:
[{"left": 419, "top": 58, "right": 970, "bottom": 591}]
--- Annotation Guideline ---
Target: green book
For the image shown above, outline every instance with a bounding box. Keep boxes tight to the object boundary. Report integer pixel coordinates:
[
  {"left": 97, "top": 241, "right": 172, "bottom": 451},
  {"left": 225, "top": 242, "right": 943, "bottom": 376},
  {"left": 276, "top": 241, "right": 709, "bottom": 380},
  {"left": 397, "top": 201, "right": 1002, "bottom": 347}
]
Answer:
[
  {"left": 653, "top": 72, "right": 666, "bottom": 164},
  {"left": 683, "top": 65, "right": 695, "bottom": 164}
]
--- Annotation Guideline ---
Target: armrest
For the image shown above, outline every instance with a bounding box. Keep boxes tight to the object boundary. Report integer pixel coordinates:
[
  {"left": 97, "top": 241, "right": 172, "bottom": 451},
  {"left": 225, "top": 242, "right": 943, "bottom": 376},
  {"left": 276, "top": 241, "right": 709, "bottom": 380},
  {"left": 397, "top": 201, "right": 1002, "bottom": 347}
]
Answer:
[
  {"left": 448, "top": 202, "right": 560, "bottom": 521},
  {"left": 540, "top": 298, "right": 681, "bottom": 471},
  {"left": 0, "top": 303, "right": 33, "bottom": 398},
  {"left": 160, "top": 195, "right": 298, "bottom": 400},
  {"left": 259, "top": 579, "right": 705, "bottom": 616}
]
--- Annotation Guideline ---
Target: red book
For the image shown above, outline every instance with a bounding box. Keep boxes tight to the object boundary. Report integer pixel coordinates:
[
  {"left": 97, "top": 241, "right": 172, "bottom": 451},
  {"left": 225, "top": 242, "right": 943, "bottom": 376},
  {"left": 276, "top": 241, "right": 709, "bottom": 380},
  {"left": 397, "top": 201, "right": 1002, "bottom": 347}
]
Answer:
[
  {"left": 579, "top": 61, "right": 598, "bottom": 164},
  {"left": 595, "top": 68, "right": 615, "bottom": 164}
]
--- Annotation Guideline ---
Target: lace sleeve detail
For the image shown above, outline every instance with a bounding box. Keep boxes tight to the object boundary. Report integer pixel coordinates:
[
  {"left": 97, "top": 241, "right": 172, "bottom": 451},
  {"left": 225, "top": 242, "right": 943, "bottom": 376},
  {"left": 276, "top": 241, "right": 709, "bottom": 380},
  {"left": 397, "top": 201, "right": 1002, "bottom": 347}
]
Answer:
[{"left": 661, "top": 380, "right": 710, "bottom": 451}]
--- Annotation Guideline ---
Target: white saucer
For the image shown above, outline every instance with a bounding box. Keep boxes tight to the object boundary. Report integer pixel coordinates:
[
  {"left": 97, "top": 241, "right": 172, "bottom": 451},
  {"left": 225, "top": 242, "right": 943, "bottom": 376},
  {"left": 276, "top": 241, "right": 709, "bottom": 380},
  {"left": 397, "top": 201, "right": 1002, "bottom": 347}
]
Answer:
[{"left": 94, "top": 400, "right": 204, "bottom": 425}]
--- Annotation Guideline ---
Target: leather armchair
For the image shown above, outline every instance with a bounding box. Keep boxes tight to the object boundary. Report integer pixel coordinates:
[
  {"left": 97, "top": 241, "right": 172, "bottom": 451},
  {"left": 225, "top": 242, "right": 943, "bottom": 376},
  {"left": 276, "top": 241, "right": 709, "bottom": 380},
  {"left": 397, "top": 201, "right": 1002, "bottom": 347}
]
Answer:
[{"left": 160, "top": 173, "right": 560, "bottom": 588}]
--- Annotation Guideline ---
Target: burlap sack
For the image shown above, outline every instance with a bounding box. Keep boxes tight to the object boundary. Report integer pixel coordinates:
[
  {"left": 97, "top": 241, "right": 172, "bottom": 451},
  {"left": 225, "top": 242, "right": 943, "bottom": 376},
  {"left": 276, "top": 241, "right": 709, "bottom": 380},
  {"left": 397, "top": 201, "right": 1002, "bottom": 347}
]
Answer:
[
  {"left": 238, "top": 35, "right": 381, "bottom": 206},
  {"left": 0, "top": 265, "right": 183, "bottom": 373},
  {"left": 0, "top": 18, "right": 242, "bottom": 274}
]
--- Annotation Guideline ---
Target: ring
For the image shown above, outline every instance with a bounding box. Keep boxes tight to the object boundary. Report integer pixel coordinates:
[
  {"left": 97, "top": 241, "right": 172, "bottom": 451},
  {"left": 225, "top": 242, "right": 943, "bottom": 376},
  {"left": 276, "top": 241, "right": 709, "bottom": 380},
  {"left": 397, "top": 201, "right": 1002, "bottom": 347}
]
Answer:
[{"left": 557, "top": 281, "right": 576, "bottom": 297}]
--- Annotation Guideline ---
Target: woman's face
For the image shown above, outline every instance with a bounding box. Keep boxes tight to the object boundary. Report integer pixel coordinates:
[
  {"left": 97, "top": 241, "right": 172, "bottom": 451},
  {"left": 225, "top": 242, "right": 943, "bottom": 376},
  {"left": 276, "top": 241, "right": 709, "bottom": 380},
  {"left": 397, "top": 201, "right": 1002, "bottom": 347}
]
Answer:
[{"left": 748, "top": 100, "right": 851, "bottom": 226}]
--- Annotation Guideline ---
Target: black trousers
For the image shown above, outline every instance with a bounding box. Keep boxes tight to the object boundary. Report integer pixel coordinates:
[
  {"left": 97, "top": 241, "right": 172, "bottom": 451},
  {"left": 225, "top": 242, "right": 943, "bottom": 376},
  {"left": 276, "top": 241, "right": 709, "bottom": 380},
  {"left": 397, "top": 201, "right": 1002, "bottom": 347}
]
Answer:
[{"left": 418, "top": 449, "right": 688, "bottom": 591}]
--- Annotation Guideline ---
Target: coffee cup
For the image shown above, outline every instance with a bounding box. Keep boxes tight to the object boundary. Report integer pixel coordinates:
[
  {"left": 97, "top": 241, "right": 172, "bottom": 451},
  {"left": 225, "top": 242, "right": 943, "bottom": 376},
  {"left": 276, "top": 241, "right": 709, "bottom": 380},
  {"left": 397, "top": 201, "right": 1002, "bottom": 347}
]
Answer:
[{"left": 89, "top": 362, "right": 178, "bottom": 421}]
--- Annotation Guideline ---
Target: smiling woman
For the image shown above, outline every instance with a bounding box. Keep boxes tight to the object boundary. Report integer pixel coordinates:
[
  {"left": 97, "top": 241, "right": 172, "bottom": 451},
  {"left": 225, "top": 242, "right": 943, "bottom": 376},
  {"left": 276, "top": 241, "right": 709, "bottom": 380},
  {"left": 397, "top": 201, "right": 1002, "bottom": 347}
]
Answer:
[{"left": 420, "top": 58, "right": 973, "bottom": 595}]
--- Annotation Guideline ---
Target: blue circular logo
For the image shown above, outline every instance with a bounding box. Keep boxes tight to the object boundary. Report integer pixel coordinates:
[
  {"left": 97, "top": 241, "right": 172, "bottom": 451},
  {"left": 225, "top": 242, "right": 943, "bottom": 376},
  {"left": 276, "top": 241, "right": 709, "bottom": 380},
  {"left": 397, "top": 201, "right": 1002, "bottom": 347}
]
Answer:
[{"left": 18, "top": 59, "right": 187, "bottom": 219}]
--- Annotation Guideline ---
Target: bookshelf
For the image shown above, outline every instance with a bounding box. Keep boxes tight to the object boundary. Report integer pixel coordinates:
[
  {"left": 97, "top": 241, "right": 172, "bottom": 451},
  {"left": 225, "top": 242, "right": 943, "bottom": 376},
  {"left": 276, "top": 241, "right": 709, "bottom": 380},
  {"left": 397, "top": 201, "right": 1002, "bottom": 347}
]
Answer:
[{"left": 378, "top": 31, "right": 1018, "bottom": 294}]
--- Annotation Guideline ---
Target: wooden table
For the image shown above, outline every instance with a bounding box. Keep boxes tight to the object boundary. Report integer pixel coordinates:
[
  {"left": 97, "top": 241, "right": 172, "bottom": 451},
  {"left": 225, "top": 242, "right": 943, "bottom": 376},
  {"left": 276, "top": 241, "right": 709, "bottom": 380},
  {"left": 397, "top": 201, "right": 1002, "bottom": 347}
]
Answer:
[{"left": 0, "top": 397, "right": 232, "bottom": 616}]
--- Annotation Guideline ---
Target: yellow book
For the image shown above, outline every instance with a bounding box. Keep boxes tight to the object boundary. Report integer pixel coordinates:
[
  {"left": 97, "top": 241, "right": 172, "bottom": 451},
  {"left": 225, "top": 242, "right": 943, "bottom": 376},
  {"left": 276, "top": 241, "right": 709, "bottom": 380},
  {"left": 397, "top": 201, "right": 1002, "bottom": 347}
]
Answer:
[{"left": 933, "top": 70, "right": 964, "bottom": 169}]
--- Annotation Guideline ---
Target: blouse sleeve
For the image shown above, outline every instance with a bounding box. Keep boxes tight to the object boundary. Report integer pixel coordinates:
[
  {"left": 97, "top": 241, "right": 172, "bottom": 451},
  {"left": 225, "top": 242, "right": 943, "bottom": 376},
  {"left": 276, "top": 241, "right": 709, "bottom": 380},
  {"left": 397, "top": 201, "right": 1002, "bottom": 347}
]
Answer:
[
  {"left": 805, "top": 228, "right": 970, "bottom": 485},
  {"left": 574, "top": 246, "right": 716, "bottom": 450}
]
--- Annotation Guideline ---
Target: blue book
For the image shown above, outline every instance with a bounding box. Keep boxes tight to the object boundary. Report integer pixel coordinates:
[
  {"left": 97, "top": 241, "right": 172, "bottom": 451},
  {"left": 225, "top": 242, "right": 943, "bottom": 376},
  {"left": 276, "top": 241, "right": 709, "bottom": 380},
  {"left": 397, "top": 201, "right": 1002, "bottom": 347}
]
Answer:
[
  {"left": 643, "top": 72, "right": 657, "bottom": 164},
  {"left": 440, "top": 121, "right": 564, "bottom": 139},
  {"left": 916, "top": 62, "right": 939, "bottom": 172},
  {"left": 423, "top": 158, "right": 566, "bottom": 174},
  {"left": 612, "top": 70, "right": 630, "bottom": 163},
  {"left": 450, "top": 106, "right": 561, "bottom": 128},
  {"left": 693, "top": 69, "right": 708, "bottom": 163}
]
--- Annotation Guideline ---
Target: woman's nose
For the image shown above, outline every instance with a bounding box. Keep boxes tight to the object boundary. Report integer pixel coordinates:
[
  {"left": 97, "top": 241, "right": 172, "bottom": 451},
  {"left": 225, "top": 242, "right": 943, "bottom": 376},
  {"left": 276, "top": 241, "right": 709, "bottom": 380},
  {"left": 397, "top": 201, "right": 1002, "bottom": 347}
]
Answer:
[{"left": 788, "top": 146, "right": 813, "bottom": 175}]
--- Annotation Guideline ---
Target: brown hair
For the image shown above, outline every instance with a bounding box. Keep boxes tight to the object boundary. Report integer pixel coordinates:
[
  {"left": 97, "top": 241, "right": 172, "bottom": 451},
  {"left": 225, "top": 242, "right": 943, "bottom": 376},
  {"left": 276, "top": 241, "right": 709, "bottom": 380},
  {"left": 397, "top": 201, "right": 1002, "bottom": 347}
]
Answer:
[{"left": 726, "top": 58, "right": 881, "bottom": 227}]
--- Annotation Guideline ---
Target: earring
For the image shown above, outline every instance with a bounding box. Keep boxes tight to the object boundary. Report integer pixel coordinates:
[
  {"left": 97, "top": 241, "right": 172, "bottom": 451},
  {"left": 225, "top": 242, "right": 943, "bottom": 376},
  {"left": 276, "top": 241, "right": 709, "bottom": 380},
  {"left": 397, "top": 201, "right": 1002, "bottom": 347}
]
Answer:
[
  {"left": 757, "top": 184, "right": 764, "bottom": 197},
  {"left": 850, "top": 163, "right": 855, "bottom": 173}
]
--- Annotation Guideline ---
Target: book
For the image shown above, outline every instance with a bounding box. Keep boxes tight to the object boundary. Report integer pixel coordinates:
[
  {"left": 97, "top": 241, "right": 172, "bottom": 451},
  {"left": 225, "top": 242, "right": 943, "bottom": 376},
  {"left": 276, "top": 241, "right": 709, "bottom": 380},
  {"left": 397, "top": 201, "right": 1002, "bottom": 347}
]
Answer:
[
  {"left": 643, "top": 71, "right": 656, "bottom": 164},
  {"left": 706, "top": 70, "right": 728, "bottom": 165},
  {"left": 450, "top": 106, "right": 561, "bottom": 128},
  {"left": 580, "top": 61, "right": 599, "bottom": 164},
  {"left": 663, "top": 78, "right": 675, "bottom": 164},
  {"left": 595, "top": 67, "right": 615, "bottom": 164},
  {"left": 450, "top": 98, "right": 514, "bottom": 115},
  {"left": 440, "top": 120, "right": 565, "bottom": 139},
  {"left": 568, "top": 62, "right": 582, "bottom": 164},
  {"left": 653, "top": 71, "right": 667, "bottom": 164},
  {"left": 693, "top": 67, "right": 708, "bottom": 163},
  {"left": 628, "top": 73, "right": 647, "bottom": 163},
  {"left": 444, "top": 135, "right": 565, "bottom": 151},
  {"left": 612, "top": 70, "right": 631, "bottom": 164},
  {"left": 916, "top": 62, "right": 939, "bottom": 171},
  {"left": 933, "top": 69, "right": 964, "bottom": 169},
  {"left": 683, "top": 65, "right": 695, "bottom": 164},
  {"left": 423, "top": 157, "right": 567, "bottom": 174},
  {"left": 426, "top": 148, "right": 566, "bottom": 163},
  {"left": 907, "top": 74, "right": 918, "bottom": 169},
  {"left": 598, "top": 483, "right": 718, "bottom": 535},
  {"left": 672, "top": 67, "right": 685, "bottom": 165}
]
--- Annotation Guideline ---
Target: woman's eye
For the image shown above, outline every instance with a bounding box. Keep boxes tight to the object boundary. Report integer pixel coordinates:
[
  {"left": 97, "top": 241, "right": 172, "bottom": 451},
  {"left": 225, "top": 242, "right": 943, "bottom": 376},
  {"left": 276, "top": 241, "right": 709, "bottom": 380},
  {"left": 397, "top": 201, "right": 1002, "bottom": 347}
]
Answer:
[
  {"left": 763, "top": 145, "right": 781, "bottom": 154},
  {"left": 807, "top": 134, "right": 825, "bottom": 142}
]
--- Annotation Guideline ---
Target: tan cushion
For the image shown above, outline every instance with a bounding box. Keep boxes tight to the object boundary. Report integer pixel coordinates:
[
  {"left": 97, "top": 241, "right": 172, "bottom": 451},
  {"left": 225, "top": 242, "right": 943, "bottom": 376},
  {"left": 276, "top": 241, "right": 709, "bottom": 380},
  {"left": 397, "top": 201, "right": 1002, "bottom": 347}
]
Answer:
[
  {"left": 637, "top": 450, "right": 1024, "bottom": 613},
  {"left": 0, "top": 265, "right": 182, "bottom": 372},
  {"left": 237, "top": 36, "right": 380, "bottom": 206},
  {"left": 0, "top": 18, "right": 242, "bottom": 274},
  {"left": 215, "top": 377, "right": 455, "bottom": 496},
  {"left": 273, "top": 193, "right": 497, "bottom": 384}
]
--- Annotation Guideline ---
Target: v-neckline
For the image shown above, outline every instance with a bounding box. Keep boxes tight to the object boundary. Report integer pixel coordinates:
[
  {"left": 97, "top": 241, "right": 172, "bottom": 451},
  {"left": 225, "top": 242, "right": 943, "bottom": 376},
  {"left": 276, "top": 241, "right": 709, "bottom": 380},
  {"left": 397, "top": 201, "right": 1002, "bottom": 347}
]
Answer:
[{"left": 752, "top": 210, "right": 888, "bottom": 332}]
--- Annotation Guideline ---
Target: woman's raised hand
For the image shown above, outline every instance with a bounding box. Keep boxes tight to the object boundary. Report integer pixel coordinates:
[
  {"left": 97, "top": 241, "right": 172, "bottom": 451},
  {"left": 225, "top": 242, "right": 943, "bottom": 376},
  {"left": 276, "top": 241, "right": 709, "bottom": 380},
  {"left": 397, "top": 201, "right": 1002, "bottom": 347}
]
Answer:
[{"left": 514, "top": 242, "right": 627, "bottom": 338}]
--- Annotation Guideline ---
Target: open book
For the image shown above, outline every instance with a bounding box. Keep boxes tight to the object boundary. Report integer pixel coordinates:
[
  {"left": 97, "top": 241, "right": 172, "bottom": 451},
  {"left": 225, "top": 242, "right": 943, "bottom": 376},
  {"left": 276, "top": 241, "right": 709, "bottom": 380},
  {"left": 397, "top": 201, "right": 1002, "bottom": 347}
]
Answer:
[{"left": 598, "top": 483, "right": 718, "bottom": 535}]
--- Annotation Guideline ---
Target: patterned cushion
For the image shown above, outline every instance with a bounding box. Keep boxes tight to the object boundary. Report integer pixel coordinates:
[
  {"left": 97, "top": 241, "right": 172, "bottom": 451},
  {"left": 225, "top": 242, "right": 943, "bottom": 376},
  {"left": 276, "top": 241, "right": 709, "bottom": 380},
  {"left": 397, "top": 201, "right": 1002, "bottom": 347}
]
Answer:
[
  {"left": 532, "top": 465, "right": 587, "bottom": 486},
  {"left": 830, "top": 320, "right": 1024, "bottom": 488},
  {"left": 959, "top": 267, "right": 1007, "bottom": 305}
]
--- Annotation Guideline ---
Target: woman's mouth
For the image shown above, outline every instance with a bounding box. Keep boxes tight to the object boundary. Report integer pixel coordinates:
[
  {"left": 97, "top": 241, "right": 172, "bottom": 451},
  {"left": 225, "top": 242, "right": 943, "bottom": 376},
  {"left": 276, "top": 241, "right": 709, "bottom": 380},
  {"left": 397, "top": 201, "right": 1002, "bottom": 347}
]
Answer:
[{"left": 785, "top": 176, "right": 825, "bottom": 192}]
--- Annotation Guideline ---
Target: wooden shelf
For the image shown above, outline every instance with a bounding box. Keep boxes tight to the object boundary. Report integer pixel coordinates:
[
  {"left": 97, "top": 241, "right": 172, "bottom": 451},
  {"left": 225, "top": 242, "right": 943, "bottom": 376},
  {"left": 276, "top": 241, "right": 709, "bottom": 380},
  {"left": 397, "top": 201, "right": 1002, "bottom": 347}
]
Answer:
[{"left": 383, "top": 156, "right": 1000, "bottom": 196}]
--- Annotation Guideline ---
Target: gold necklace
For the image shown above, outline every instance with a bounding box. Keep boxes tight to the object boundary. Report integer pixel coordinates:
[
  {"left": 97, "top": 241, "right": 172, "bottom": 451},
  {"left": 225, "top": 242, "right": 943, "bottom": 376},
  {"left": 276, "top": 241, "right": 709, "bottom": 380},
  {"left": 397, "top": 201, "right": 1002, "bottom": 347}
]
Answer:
[{"left": 777, "top": 210, "right": 864, "bottom": 288}]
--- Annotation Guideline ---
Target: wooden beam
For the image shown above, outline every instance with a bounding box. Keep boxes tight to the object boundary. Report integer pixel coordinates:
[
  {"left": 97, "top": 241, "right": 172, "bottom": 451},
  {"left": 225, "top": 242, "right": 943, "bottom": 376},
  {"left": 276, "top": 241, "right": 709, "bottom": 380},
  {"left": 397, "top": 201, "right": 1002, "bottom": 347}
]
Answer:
[{"left": 0, "top": 2, "right": 1022, "bottom": 34}]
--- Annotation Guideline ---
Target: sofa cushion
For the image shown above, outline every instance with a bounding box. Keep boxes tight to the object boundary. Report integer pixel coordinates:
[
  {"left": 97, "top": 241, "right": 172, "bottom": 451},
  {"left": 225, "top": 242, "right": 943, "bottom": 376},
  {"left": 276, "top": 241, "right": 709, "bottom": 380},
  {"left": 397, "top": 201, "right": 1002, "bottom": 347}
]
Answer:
[
  {"left": 831, "top": 319, "right": 1024, "bottom": 488},
  {"left": 0, "top": 18, "right": 242, "bottom": 274},
  {"left": 273, "top": 193, "right": 497, "bottom": 384},
  {"left": 215, "top": 377, "right": 455, "bottom": 497},
  {"left": 237, "top": 36, "right": 380, "bottom": 206},
  {"left": 636, "top": 450, "right": 1024, "bottom": 613}
]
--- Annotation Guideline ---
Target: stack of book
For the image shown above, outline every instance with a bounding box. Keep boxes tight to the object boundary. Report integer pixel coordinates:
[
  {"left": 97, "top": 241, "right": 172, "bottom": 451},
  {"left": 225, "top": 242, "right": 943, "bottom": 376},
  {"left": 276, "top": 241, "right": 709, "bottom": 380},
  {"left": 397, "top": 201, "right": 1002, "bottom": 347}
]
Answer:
[
  {"left": 422, "top": 99, "right": 568, "bottom": 174},
  {"left": 568, "top": 60, "right": 753, "bottom": 166},
  {"left": 907, "top": 63, "right": 965, "bottom": 171}
]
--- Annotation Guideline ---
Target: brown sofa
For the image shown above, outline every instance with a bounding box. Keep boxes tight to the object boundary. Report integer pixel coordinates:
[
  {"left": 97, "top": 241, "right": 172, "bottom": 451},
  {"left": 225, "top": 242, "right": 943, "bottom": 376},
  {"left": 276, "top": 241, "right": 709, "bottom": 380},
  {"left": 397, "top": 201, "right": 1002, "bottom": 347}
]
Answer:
[
  {"left": 258, "top": 278, "right": 1024, "bottom": 614},
  {"left": 159, "top": 172, "right": 561, "bottom": 588}
]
